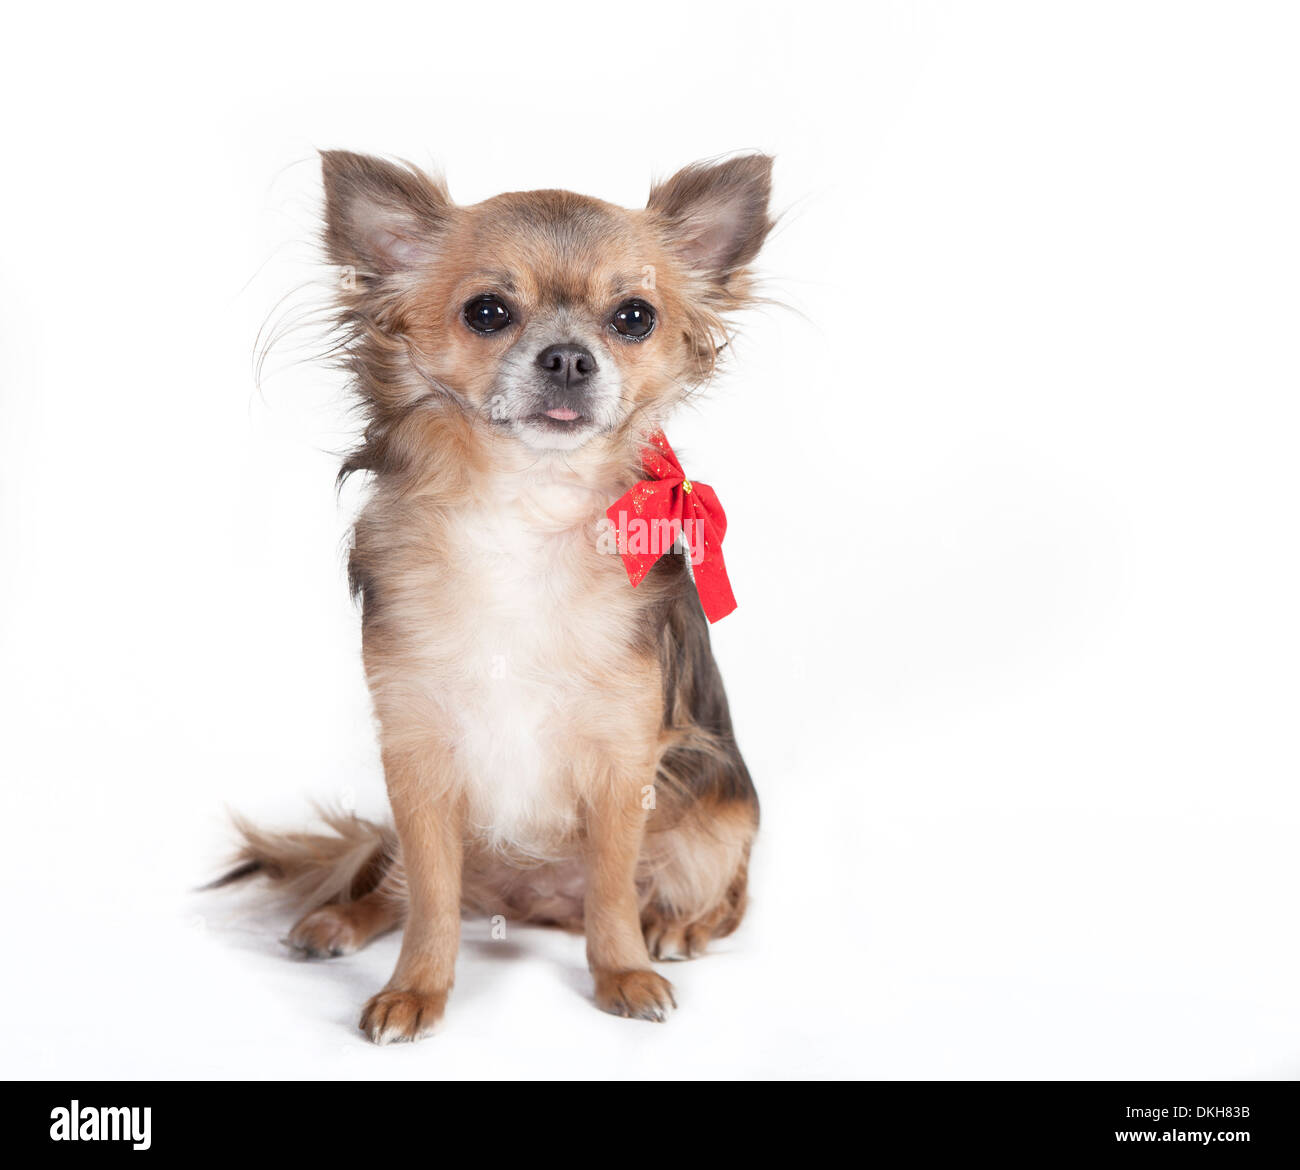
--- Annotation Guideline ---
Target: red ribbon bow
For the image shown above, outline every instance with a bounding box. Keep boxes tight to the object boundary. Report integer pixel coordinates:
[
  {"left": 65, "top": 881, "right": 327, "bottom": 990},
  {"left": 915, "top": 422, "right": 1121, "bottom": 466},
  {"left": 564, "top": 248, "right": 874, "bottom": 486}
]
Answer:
[{"left": 605, "top": 430, "right": 737, "bottom": 623}]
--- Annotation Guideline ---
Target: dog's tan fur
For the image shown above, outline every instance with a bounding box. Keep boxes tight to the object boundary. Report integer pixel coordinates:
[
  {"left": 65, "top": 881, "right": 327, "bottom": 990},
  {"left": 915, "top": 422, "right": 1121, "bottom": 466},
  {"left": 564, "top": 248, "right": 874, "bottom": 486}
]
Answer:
[{"left": 220, "top": 151, "right": 771, "bottom": 1041}]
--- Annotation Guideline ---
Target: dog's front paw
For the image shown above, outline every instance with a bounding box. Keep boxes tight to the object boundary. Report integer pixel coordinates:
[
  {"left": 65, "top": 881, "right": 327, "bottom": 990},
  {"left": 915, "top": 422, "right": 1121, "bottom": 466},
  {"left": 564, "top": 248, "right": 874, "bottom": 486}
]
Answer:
[
  {"left": 359, "top": 988, "right": 448, "bottom": 1045},
  {"left": 593, "top": 968, "right": 676, "bottom": 1022}
]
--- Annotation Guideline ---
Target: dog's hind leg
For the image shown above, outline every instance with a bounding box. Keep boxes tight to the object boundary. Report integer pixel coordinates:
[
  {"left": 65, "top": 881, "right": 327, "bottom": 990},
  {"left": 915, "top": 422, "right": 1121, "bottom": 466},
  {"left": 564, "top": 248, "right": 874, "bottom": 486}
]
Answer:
[
  {"left": 286, "top": 877, "right": 404, "bottom": 958},
  {"left": 639, "top": 796, "right": 755, "bottom": 961},
  {"left": 213, "top": 809, "right": 407, "bottom": 958}
]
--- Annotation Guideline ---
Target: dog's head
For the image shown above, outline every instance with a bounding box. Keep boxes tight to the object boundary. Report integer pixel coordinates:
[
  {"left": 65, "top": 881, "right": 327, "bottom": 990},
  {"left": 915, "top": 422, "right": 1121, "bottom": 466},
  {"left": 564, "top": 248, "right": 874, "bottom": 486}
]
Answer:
[{"left": 321, "top": 151, "right": 773, "bottom": 455}]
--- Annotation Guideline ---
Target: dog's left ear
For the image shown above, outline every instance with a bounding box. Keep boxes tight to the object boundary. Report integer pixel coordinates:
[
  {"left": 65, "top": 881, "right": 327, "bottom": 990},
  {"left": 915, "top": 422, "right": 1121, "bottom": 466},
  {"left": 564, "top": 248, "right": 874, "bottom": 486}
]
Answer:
[{"left": 648, "top": 154, "right": 774, "bottom": 286}]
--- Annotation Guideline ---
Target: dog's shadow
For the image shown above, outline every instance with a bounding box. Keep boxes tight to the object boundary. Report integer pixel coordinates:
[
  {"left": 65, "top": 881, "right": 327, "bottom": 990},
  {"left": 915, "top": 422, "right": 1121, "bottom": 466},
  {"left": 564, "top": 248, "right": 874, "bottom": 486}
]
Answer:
[
  {"left": 460, "top": 936, "right": 528, "bottom": 962},
  {"left": 199, "top": 894, "right": 595, "bottom": 1027},
  {"left": 457, "top": 920, "right": 592, "bottom": 1008}
]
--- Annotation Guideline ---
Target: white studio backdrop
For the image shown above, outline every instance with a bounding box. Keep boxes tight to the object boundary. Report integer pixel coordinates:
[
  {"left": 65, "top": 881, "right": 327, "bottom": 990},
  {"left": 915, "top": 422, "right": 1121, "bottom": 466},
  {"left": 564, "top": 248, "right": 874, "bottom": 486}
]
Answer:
[{"left": 1, "top": 2, "right": 1298, "bottom": 1078}]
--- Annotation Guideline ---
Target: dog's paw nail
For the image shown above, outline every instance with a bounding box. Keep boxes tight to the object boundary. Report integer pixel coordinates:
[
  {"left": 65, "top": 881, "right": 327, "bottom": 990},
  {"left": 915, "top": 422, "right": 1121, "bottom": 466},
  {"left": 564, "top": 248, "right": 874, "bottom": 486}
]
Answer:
[
  {"left": 359, "top": 988, "right": 448, "bottom": 1045},
  {"left": 594, "top": 969, "right": 676, "bottom": 1022}
]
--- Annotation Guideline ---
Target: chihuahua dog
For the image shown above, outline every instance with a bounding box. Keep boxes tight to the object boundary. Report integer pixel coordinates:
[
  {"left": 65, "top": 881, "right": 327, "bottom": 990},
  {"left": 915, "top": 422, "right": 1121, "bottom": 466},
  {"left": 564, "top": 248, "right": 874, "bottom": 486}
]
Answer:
[{"left": 221, "top": 150, "right": 772, "bottom": 1043}]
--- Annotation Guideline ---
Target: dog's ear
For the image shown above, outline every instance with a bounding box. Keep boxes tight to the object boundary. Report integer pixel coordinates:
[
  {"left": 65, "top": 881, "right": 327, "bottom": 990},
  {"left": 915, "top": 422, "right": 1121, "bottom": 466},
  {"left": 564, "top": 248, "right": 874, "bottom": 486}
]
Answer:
[
  {"left": 320, "top": 150, "right": 451, "bottom": 277},
  {"left": 647, "top": 154, "right": 774, "bottom": 284}
]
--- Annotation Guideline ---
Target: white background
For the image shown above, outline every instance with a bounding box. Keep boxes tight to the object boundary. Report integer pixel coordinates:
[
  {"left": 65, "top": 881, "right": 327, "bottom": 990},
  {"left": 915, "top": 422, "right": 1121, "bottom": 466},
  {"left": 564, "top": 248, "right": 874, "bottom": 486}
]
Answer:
[{"left": 2, "top": 1, "right": 1298, "bottom": 1080}]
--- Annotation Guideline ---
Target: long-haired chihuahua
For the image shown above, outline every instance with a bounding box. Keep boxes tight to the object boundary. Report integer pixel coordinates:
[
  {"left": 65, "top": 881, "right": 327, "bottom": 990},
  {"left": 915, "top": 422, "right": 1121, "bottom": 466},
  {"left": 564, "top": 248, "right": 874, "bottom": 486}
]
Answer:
[{"left": 219, "top": 150, "right": 773, "bottom": 1043}]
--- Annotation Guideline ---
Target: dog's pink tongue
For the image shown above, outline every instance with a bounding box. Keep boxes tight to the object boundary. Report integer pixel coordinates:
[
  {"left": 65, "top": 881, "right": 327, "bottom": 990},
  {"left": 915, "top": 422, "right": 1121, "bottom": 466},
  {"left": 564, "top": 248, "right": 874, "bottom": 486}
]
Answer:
[{"left": 545, "top": 407, "right": 580, "bottom": 421}]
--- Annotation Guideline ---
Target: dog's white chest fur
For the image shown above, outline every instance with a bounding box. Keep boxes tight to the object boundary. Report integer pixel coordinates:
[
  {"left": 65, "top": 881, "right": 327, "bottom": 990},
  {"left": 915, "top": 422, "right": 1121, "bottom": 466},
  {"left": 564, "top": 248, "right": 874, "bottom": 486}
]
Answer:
[{"left": 432, "top": 476, "right": 624, "bottom": 854}]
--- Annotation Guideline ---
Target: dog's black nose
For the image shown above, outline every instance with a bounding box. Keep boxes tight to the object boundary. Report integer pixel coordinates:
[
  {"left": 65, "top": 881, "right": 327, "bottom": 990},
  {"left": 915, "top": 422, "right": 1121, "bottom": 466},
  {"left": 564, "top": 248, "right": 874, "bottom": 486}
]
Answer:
[{"left": 536, "top": 343, "right": 597, "bottom": 388}]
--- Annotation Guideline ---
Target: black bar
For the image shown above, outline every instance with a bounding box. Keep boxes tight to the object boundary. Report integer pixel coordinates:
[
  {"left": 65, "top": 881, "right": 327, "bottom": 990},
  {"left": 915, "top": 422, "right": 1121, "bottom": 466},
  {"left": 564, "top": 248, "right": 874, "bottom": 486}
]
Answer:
[{"left": 5, "top": 1080, "right": 1294, "bottom": 1156}]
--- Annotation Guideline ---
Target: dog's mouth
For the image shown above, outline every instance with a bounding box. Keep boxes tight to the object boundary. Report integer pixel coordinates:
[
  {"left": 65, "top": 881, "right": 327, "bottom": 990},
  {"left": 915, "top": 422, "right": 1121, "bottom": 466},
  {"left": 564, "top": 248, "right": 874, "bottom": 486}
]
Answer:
[{"left": 526, "top": 407, "right": 589, "bottom": 431}]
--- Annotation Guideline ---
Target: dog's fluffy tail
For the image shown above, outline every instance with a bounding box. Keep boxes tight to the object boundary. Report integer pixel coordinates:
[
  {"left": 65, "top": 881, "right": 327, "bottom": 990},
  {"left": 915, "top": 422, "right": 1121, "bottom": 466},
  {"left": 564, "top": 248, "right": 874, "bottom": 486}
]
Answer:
[{"left": 205, "top": 807, "right": 399, "bottom": 915}]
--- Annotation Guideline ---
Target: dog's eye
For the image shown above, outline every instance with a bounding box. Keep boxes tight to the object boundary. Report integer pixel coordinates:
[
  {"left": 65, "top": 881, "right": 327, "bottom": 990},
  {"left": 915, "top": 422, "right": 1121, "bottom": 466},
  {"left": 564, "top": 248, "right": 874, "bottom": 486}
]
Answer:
[
  {"left": 611, "top": 299, "right": 656, "bottom": 340},
  {"left": 464, "top": 295, "right": 512, "bottom": 333}
]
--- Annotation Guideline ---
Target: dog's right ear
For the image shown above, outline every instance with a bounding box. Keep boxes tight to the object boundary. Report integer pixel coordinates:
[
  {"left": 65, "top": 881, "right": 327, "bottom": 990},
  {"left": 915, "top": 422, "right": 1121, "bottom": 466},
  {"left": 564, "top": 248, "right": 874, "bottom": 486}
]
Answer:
[{"left": 320, "top": 150, "right": 451, "bottom": 278}]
